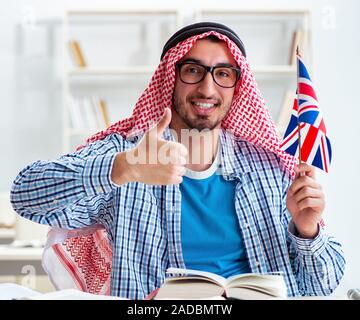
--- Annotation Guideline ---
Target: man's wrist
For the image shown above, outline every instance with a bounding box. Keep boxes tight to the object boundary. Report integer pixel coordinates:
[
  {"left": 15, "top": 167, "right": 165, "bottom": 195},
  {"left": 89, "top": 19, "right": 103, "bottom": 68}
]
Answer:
[
  {"left": 295, "top": 224, "right": 319, "bottom": 239},
  {"left": 111, "top": 151, "right": 137, "bottom": 186}
]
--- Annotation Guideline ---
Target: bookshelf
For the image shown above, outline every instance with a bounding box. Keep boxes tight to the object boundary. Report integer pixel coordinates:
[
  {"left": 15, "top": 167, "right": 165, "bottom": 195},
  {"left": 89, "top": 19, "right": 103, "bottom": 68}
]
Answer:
[
  {"left": 62, "top": 10, "right": 183, "bottom": 152},
  {"left": 62, "top": 8, "right": 312, "bottom": 152},
  {"left": 195, "top": 9, "right": 312, "bottom": 137}
]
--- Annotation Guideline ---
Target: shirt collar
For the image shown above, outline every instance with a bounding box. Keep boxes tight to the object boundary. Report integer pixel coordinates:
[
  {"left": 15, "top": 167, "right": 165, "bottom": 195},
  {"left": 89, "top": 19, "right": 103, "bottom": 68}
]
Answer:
[{"left": 218, "top": 129, "right": 254, "bottom": 180}]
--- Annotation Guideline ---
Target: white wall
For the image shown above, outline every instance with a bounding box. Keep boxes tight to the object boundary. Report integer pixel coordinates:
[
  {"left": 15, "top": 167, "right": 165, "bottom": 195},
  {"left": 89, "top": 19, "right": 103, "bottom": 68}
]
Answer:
[{"left": 0, "top": 0, "right": 359, "bottom": 297}]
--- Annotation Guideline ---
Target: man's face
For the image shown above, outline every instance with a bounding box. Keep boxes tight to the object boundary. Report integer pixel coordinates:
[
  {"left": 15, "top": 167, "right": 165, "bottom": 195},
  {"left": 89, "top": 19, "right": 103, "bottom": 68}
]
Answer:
[{"left": 172, "top": 39, "right": 237, "bottom": 131}]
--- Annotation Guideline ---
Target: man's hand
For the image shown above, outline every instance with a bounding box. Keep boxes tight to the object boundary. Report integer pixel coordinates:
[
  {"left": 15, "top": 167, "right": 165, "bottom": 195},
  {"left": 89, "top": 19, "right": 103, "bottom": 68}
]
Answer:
[
  {"left": 111, "top": 108, "right": 188, "bottom": 186},
  {"left": 286, "top": 163, "right": 325, "bottom": 239}
]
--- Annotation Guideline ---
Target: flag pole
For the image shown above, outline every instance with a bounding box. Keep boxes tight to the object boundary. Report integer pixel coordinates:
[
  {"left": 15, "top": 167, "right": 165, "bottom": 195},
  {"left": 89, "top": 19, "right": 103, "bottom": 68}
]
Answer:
[{"left": 296, "top": 46, "right": 302, "bottom": 166}]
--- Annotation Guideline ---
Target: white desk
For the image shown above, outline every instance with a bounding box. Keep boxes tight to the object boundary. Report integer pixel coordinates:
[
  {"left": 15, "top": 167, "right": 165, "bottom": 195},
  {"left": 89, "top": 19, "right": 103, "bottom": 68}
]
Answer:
[{"left": 0, "top": 246, "right": 45, "bottom": 275}]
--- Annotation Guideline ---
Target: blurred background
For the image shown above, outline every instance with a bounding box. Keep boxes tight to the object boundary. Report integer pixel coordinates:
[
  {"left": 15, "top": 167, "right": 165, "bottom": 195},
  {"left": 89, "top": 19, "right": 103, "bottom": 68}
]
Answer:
[{"left": 0, "top": 0, "right": 358, "bottom": 296}]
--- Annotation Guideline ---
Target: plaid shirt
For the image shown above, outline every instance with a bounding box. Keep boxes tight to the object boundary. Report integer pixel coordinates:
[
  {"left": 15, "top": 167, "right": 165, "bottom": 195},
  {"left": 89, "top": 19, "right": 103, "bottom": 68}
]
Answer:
[{"left": 10, "top": 128, "right": 345, "bottom": 299}]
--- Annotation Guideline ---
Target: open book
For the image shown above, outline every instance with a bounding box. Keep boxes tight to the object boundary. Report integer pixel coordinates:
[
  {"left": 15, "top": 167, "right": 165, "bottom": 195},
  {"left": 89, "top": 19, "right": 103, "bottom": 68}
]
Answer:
[{"left": 153, "top": 268, "right": 288, "bottom": 300}]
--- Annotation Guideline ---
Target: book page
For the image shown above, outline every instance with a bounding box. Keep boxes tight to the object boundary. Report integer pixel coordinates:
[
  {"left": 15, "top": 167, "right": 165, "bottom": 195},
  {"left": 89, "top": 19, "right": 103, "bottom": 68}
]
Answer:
[
  {"left": 166, "top": 267, "right": 227, "bottom": 287},
  {"left": 154, "top": 279, "right": 225, "bottom": 300},
  {"left": 227, "top": 287, "right": 280, "bottom": 300},
  {"left": 225, "top": 273, "right": 287, "bottom": 298}
]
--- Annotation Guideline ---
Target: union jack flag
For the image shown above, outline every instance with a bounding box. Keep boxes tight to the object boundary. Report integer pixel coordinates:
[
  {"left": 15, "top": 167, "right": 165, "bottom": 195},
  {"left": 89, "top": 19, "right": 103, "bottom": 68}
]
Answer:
[{"left": 281, "top": 54, "right": 332, "bottom": 172}]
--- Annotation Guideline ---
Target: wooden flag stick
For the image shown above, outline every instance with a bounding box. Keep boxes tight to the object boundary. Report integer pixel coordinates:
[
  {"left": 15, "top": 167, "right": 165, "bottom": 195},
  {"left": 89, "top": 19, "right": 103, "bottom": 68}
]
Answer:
[
  {"left": 296, "top": 45, "right": 302, "bottom": 166},
  {"left": 297, "top": 117, "right": 302, "bottom": 165}
]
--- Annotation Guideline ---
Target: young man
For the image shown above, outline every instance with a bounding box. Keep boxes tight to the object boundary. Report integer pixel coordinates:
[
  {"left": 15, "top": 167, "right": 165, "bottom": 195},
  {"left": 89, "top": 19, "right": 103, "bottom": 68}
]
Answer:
[{"left": 10, "top": 22, "right": 345, "bottom": 299}]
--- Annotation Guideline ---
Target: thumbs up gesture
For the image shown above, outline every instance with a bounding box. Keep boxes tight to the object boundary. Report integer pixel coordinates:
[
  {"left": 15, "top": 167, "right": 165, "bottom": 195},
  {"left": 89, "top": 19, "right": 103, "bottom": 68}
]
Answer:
[{"left": 111, "top": 108, "right": 188, "bottom": 186}]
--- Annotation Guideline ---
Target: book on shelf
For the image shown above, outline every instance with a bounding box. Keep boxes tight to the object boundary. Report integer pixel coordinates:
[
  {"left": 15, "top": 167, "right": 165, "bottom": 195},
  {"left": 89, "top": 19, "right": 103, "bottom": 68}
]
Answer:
[
  {"left": 0, "top": 283, "right": 128, "bottom": 300},
  {"left": 153, "top": 268, "right": 288, "bottom": 300},
  {"left": 277, "top": 90, "right": 295, "bottom": 137},
  {"left": 92, "top": 96, "right": 111, "bottom": 129},
  {"left": 69, "top": 40, "right": 87, "bottom": 68},
  {"left": 82, "top": 98, "right": 99, "bottom": 130},
  {"left": 98, "top": 98, "right": 111, "bottom": 127},
  {"left": 289, "top": 29, "right": 305, "bottom": 65},
  {"left": 67, "top": 96, "right": 85, "bottom": 129},
  {"left": 67, "top": 96, "right": 110, "bottom": 131}
]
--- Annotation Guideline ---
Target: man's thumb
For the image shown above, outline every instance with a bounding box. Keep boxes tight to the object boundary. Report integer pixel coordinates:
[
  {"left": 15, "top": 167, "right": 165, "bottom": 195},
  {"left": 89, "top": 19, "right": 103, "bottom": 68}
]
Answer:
[{"left": 155, "top": 108, "right": 172, "bottom": 135}]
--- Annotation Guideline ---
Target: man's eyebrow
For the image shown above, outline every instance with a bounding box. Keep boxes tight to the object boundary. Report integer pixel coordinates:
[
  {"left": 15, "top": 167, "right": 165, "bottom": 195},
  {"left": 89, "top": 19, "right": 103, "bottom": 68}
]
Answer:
[{"left": 180, "top": 58, "right": 237, "bottom": 68}]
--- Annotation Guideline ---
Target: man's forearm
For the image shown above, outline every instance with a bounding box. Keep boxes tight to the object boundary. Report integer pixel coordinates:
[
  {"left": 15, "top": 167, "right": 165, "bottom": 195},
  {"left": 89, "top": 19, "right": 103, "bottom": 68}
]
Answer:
[
  {"left": 288, "top": 224, "right": 346, "bottom": 295},
  {"left": 11, "top": 152, "right": 116, "bottom": 216}
]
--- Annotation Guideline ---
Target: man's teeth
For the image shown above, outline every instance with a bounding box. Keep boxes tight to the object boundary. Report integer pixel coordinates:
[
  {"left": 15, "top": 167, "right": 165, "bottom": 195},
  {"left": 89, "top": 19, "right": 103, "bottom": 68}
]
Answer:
[{"left": 193, "top": 102, "right": 215, "bottom": 108}]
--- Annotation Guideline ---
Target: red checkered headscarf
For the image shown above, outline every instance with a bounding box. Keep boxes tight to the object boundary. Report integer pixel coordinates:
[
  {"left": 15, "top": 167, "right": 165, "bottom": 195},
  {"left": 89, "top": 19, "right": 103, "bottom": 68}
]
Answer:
[{"left": 45, "top": 31, "right": 297, "bottom": 297}]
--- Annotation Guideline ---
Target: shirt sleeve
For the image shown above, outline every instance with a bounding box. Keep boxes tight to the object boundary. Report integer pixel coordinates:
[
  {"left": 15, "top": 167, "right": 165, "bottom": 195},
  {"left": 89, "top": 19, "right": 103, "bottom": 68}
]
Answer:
[
  {"left": 10, "top": 133, "right": 132, "bottom": 230},
  {"left": 280, "top": 163, "right": 346, "bottom": 296}
]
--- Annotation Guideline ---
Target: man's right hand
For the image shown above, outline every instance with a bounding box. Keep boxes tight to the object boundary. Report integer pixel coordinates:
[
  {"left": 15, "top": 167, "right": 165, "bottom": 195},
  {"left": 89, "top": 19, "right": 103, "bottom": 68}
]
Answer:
[{"left": 111, "top": 108, "right": 188, "bottom": 186}]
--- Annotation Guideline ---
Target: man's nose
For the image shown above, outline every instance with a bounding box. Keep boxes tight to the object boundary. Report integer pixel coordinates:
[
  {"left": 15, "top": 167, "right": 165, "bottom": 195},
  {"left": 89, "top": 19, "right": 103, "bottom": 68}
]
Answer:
[{"left": 196, "top": 72, "right": 217, "bottom": 96}]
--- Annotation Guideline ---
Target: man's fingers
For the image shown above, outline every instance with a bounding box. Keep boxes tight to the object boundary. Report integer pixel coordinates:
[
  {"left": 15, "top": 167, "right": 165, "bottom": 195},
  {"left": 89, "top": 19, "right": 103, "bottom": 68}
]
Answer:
[
  {"left": 177, "top": 156, "right": 187, "bottom": 166},
  {"left": 158, "top": 141, "right": 188, "bottom": 165},
  {"left": 297, "top": 197, "right": 324, "bottom": 212},
  {"left": 161, "top": 165, "right": 186, "bottom": 185},
  {"left": 293, "top": 186, "right": 324, "bottom": 204},
  {"left": 294, "top": 163, "right": 316, "bottom": 178},
  {"left": 177, "top": 165, "right": 187, "bottom": 176},
  {"left": 288, "top": 175, "right": 321, "bottom": 196}
]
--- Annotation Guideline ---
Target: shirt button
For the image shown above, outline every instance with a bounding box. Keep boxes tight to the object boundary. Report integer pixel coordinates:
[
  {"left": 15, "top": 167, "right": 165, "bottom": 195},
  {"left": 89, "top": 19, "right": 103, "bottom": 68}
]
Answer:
[
  {"left": 96, "top": 187, "right": 103, "bottom": 193},
  {"left": 52, "top": 199, "right": 58, "bottom": 204},
  {"left": 255, "top": 261, "right": 260, "bottom": 267},
  {"left": 244, "top": 223, "right": 250, "bottom": 228}
]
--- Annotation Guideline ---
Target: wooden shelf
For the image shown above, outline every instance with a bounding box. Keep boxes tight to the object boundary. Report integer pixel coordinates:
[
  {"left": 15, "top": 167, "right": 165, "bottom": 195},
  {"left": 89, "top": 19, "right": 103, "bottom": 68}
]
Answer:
[
  {"left": 252, "top": 65, "right": 296, "bottom": 75},
  {"left": 0, "top": 229, "right": 15, "bottom": 239},
  {"left": 67, "top": 9, "right": 180, "bottom": 16},
  {"left": 197, "top": 8, "right": 311, "bottom": 15},
  {"left": 0, "top": 246, "right": 43, "bottom": 261},
  {"left": 68, "top": 66, "right": 156, "bottom": 77},
  {"left": 68, "top": 65, "right": 296, "bottom": 77}
]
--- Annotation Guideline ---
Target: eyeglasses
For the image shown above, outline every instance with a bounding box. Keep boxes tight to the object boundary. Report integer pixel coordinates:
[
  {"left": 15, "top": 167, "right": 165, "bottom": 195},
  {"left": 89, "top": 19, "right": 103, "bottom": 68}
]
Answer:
[{"left": 176, "top": 61, "right": 241, "bottom": 88}]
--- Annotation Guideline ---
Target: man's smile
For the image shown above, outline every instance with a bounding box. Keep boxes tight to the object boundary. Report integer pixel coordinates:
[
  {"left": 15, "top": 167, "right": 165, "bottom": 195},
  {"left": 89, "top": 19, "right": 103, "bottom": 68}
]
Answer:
[
  {"left": 191, "top": 101, "right": 218, "bottom": 116},
  {"left": 189, "top": 98, "right": 220, "bottom": 116}
]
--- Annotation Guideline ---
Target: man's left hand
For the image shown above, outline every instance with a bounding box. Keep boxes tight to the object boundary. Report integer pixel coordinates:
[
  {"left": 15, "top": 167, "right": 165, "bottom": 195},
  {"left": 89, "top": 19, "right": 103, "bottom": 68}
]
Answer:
[{"left": 286, "top": 163, "right": 325, "bottom": 239}]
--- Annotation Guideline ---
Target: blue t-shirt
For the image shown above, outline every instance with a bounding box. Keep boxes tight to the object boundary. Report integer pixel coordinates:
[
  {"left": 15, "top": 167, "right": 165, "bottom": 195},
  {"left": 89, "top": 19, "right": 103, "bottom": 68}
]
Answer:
[{"left": 180, "top": 147, "right": 250, "bottom": 278}]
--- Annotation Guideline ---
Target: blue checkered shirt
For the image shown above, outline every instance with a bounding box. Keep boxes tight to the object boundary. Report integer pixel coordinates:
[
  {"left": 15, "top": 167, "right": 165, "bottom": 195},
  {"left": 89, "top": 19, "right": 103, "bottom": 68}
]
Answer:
[{"left": 10, "top": 128, "right": 345, "bottom": 299}]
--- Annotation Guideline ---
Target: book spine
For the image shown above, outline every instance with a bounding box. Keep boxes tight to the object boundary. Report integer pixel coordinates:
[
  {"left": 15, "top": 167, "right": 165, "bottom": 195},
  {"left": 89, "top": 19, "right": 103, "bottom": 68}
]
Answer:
[
  {"left": 67, "top": 97, "right": 84, "bottom": 129},
  {"left": 69, "top": 40, "right": 86, "bottom": 68},
  {"left": 82, "top": 98, "right": 98, "bottom": 131},
  {"left": 98, "top": 99, "right": 110, "bottom": 128},
  {"left": 91, "top": 96, "right": 103, "bottom": 130}
]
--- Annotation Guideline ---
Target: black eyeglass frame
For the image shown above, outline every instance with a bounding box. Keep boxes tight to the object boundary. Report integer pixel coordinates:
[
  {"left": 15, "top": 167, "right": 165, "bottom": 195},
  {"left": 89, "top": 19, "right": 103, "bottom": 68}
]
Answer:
[{"left": 175, "top": 61, "right": 241, "bottom": 88}]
